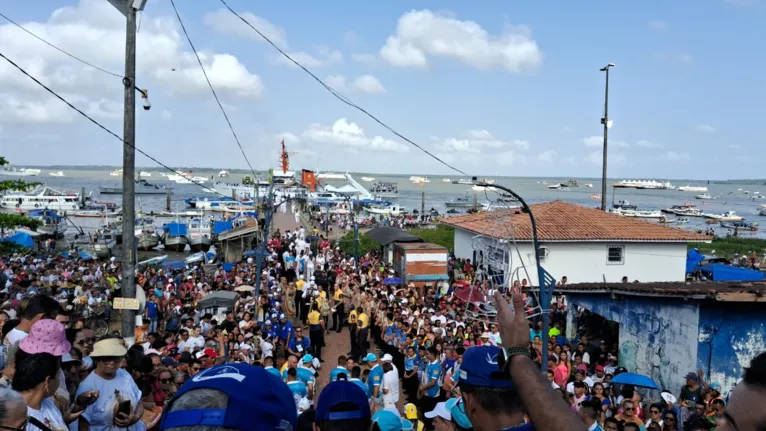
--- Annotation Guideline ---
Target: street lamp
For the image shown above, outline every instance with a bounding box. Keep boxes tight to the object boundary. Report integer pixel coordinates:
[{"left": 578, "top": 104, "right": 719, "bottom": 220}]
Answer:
[
  {"left": 473, "top": 180, "right": 555, "bottom": 372},
  {"left": 599, "top": 63, "right": 615, "bottom": 212}
]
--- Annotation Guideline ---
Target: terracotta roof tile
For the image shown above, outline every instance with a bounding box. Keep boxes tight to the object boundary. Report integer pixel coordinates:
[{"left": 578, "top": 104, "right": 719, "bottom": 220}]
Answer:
[{"left": 441, "top": 200, "right": 710, "bottom": 242}]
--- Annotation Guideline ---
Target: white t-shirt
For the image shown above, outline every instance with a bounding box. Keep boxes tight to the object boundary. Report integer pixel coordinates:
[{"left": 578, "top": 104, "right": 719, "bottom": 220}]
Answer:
[
  {"left": 76, "top": 369, "right": 146, "bottom": 431},
  {"left": 381, "top": 369, "right": 400, "bottom": 406},
  {"left": 28, "top": 397, "right": 68, "bottom": 431},
  {"left": 5, "top": 327, "right": 27, "bottom": 345}
]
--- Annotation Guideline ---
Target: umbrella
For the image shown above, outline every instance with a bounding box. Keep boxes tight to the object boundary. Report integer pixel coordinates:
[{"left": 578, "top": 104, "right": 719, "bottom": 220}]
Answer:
[
  {"left": 382, "top": 277, "right": 403, "bottom": 285},
  {"left": 196, "top": 291, "right": 238, "bottom": 310},
  {"left": 234, "top": 285, "right": 254, "bottom": 292},
  {"left": 609, "top": 372, "right": 660, "bottom": 390}
]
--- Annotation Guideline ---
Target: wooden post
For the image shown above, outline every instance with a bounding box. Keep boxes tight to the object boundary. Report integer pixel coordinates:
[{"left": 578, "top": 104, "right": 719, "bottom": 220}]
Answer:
[
  {"left": 81, "top": 187, "right": 86, "bottom": 208},
  {"left": 166, "top": 188, "right": 171, "bottom": 211},
  {"left": 421, "top": 191, "right": 425, "bottom": 223}
]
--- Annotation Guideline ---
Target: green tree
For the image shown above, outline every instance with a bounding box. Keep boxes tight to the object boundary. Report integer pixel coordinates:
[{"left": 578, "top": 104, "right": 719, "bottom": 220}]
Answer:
[{"left": 0, "top": 156, "right": 42, "bottom": 242}]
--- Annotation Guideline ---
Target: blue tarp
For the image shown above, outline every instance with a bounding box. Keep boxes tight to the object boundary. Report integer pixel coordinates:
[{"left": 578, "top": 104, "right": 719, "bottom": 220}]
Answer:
[
  {"left": 213, "top": 220, "right": 233, "bottom": 235},
  {"left": 686, "top": 248, "right": 705, "bottom": 273},
  {"left": 222, "top": 262, "right": 236, "bottom": 272},
  {"left": 243, "top": 249, "right": 269, "bottom": 257},
  {"left": 162, "top": 261, "right": 186, "bottom": 270},
  {"left": 696, "top": 263, "right": 766, "bottom": 282},
  {"left": 163, "top": 222, "right": 188, "bottom": 236},
  {"left": 77, "top": 250, "right": 94, "bottom": 261},
  {"left": 2, "top": 231, "right": 35, "bottom": 248}
]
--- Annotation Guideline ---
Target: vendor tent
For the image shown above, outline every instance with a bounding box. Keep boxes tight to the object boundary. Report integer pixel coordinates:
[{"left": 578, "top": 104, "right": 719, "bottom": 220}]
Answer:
[
  {"left": 695, "top": 263, "right": 766, "bottom": 282},
  {"left": 197, "top": 291, "right": 238, "bottom": 310},
  {"left": 686, "top": 248, "right": 705, "bottom": 273}
]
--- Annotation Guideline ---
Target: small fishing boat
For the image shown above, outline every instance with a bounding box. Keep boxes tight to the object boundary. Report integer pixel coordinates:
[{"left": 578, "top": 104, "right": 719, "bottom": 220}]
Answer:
[
  {"left": 136, "top": 220, "right": 160, "bottom": 251},
  {"left": 187, "top": 218, "right": 212, "bottom": 252},
  {"left": 720, "top": 221, "right": 758, "bottom": 231},
  {"left": 93, "top": 230, "right": 117, "bottom": 259},
  {"left": 138, "top": 255, "right": 168, "bottom": 267},
  {"left": 703, "top": 211, "right": 743, "bottom": 222},
  {"left": 185, "top": 249, "right": 217, "bottom": 265},
  {"left": 161, "top": 221, "right": 188, "bottom": 252},
  {"left": 695, "top": 193, "right": 715, "bottom": 200},
  {"left": 48, "top": 171, "right": 65, "bottom": 177},
  {"left": 609, "top": 208, "right": 664, "bottom": 218},
  {"left": 445, "top": 194, "right": 477, "bottom": 209}
]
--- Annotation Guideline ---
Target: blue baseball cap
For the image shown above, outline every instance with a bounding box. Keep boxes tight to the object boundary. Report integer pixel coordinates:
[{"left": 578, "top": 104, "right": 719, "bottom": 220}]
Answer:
[
  {"left": 372, "top": 409, "right": 413, "bottom": 431},
  {"left": 159, "top": 363, "right": 296, "bottom": 431},
  {"left": 363, "top": 353, "right": 377, "bottom": 362},
  {"left": 446, "top": 398, "right": 472, "bottom": 429},
  {"left": 315, "top": 381, "right": 371, "bottom": 422},
  {"left": 458, "top": 346, "right": 514, "bottom": 389},
  {"left": 302, "top": 354, "right": 314, "bottom": 363}
]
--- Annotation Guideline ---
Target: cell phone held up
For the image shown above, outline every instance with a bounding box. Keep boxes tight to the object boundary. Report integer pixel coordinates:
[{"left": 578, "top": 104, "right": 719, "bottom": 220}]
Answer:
[
  {"left": 118, "top": 400, "right": 131, "bottom": 416},
  {"left": 72, "top": 393, "right": 97, "bottom": 413}
]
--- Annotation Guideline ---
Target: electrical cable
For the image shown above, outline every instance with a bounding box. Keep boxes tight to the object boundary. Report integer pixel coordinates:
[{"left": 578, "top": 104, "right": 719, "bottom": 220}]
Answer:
[
  {"left": 168, "top": 0, "right": 260, "bottom": 186},
  {"left": 0, "top": 50, "right": 236, "bottom": 202},
  {"left": 218, "top": 0, "right": 471, "bottom": 178},
  {"left": 0, "top": 11, "right": 123, "bottom": 78}
]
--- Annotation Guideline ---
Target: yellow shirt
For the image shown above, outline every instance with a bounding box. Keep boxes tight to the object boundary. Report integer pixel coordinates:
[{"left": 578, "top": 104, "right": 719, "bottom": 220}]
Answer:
[
  {"left": 280, "top": 362, "right": 289, "bottom": 373},
  {"left": 348, "top": 310, "right": 358, "bottom": 325},
  {"left": 334, "top": 289, "right": 343, "bottom": 302},
  {"left": 358, "top": 312, "right": 369, "bottom": 329},
  {"left": 319, "top": 291, "right": 327, "bottom": 301},
  {"left": 308, "top": 311, "right": 321, "bottom": 325},
  {"left": 296, "top": 280, "right": 306, "bottom": 291}
]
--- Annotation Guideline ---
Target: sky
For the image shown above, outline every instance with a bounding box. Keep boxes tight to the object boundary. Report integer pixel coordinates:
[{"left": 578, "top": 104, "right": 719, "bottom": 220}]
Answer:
[{"left": 0, "top": 0, "right": 764, "bottom": 179}]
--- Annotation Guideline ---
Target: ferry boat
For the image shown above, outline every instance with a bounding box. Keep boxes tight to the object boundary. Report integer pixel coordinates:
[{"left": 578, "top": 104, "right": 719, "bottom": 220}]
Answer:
[
  {"left": 678, "top": 185, "right": 708, "bottom": 193},
  {"left": 369, "top": 182, "right": 399, "bottom": 198},
  {"left": 0, "top": 186, "right": 83, "bottom": 211},
  {"left": 365, "top": 204, "right": 407, "bottom": 216},
  {"left": 609, "top": 208, "right": 663, "bottom": 218},
  {"left": 99, "top": 179, "right": 169, "bottom": 195},
  {"left": 0, "top": 166, "right": 40, "bottom": 177},
  {"left": 612, "top": 180, "right": 675, "bottom": 190}
]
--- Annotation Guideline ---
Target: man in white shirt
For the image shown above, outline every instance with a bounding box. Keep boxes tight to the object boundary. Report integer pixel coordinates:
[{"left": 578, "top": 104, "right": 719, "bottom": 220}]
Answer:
[{"left": 381, "top": 354, "right": 400, "bottom": 410}]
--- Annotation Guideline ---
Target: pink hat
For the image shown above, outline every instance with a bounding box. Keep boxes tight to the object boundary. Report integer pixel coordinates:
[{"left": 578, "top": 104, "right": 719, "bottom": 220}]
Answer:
[
  {"left": 19, "top": 320, "right": 71, "bottom": 356},
  {"left": 576, "top": 364, "right": 588, "bottom": 372}
]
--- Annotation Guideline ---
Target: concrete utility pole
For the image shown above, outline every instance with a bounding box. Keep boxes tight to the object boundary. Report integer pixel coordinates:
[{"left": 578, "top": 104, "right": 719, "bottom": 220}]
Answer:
[
  {"left": 599, "top": 63, "right": 615, "bottom": 212},
  {"left": 108, "top": 0, "right": 148, "bottom": 345}
]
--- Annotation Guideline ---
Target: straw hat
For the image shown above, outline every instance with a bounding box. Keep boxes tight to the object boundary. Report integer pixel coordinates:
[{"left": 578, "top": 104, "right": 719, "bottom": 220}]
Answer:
[{"left": 90, "top": 338, "right": 128, "bottom": 358}]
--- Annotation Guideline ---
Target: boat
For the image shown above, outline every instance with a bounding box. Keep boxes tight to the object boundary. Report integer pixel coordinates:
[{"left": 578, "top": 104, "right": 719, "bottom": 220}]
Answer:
[
  {"left": 585, "top": 184, "right": 594, "bottom": 188},
  {"left": 613, "top": 200, "right": 638, "bottom": 211},
  {"left": 30, "top": 210, "right": 68, "bottom": 237},
  {"left": 360, "top": 177, "right": 375, "bottom": 182},
  {"left": 369, "top": 182, "right": 399, "bottom": 199},
  {"left": 452, "top": 179, "right": 474, "bottom": 185},
  {"left": 153, "top": 210, "right": 203, "bottom": 218},
  {"left": 99, "top": 179, "right": 170, "bottom": 195},
  {"left": 316, "top": 172, "right": 346, "bottom": 180},
  {"left": 564, "top": 179, "right": 579, "bottom": 187},
  {"left": 758, "top": 209, "right": 766, "bottom": 217},
  {"left": 48, "top": 171, "right": 65, "bottom": 177},
  {"left": 612, "top": 180, "right": 675, "bottom": 190},
  {"left": 720, "top": 221, "right": 758, "bottom": 231},
  {"left": 609, "top": 208, "right": 663, "bottom": 218},
  {"left": 0, "top": 186, "right": 83, "bottom": 212},
  {"left": 161, "top": 221, "right": 188, "bottom": 252},
  {"left": 198, "top": 199, "right": 253, "bottom": 211},
  {"left": 110, "top": 169, "right": 123, "bottom": 176},
  {"left": 185, "top": 249, "right": 217, "bottom": 265},
  {"left": 678, "top": 185, "right": 708, "bottom": 193},
  {"left": 445, "top": 194, "right": 477, "bottom": 209},
  {"left": 136, "top": 220, "right": 160, "bottom": 251},
  {"left": 92, "top": 229, "right": 116, "bottom": 259},
  {"left": 364, "top": 204, "right": 407, "bottom": 216},
  {"left": 702, "top": 211, "right": 743, "bottom": 222},
  {"left": 210, "top": 201, "right": 254, "bottom": 213},
  {"left": 442, "top": 178, "right": 451, "bottom": 183},
  {"left": 497, "top": 193, "right": 519, "bottom": 203},
  {"left": 218, "top": 170, "right": 230, "bottom": 178},
  {"left": 695, "top": 193, "right": 716, "bottom": 200},
  {"left": 187, "top": 218, "right": 212, "bottom": 252},
  {"left": 0, "top": 166, "right": 39, "bottom": 177},
  {"left": 410, "top": 176, "right": 430, "bottom": 184},
  {"left": 547, "top": 183, "right": 564, "bottom": 189},
  {"left": 138, "top": 255, "right": 168, "bottom": 267},
  {"left": 590, "top": 194, "right": 602, "bottom": 200},
  {"left": 139, "top": 171, "right": 152, "bottom": 177}
]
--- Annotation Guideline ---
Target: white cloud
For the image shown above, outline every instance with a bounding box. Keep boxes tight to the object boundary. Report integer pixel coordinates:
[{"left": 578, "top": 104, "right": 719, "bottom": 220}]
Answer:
[
  {"left": 203, "top": 9, "right": 287, "bottom": 49},
  {"left": 302, "top": 118, "right": 409, "bottom": 152},
  {"left": 437, "top": 130, "right": 529, "bottom": 154},
  {"left": 352, "top": 53, "right": 377, "bottom": 65},
  {"left": 635, "top": 140, "right": 664, "bottom": 149},
  {"left": 0, "top": 0, "right": 263, "bottom": 125},
  {"left": 379, "top": 10, "right": 542, "bottom": 73},
  {"left": 585, "top": 151, "right": 625, "bottom": 165},
  {"left": 648, "top": 20, "right": 669, "bottom": 32},
  {"left": 354, "top": 75, "right": 386, "bottom": 94},
  {"left": 537, "top": 150, "right": 556, "bottom": 163},
  {"left": 695, "top": 124, "right": 716, "bottom": 133},
  {"left": 665, "top": 151, "right": 690, "bottom": 162},
  {"left": 275, "top": 49, "right": 343, "bottom": 68},
  {"left": 497, "top": 151, "right": 517, "bottom": 167},
  {"left": 326, "top": 74, "right": 348, "bottom": 92}
]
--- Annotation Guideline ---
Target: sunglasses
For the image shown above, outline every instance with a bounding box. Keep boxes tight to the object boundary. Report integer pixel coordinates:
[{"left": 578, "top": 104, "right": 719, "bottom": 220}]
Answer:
[
  {"left": 191, "top": 367, "right": 201, "bottom": 371},
  {"left": 624, "top": 407, "right": 635, "bottom": 411},
  {"left": 663, "top": 417, "right": 676, "bottom": 422},
  {"left": 160, "top": 378, "right": 172, "bottom": 384}
]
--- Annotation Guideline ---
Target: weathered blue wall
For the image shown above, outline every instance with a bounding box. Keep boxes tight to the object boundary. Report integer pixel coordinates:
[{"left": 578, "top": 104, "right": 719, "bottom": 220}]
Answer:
[
  {"left": 697, "top": 303, "right": 766, "bottom": 394},
  {"left": 566, "top": 294, "right": 699, "bottom": 393}
]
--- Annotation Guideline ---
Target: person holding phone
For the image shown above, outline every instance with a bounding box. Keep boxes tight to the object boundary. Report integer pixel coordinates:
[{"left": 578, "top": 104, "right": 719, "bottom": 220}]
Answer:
[{"left": 76, "top": 338, "right": 145, "bottom": 431}]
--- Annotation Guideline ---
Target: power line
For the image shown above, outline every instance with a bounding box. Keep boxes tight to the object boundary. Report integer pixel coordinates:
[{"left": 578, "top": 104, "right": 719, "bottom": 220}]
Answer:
[
  {"left": 0, "top": 50, "right": 235, "bottom": 201},
  {"left": 168, "top": 0, "right": 259, "bottom": 184},
  {"left": 0, "top": 11, "right": 123, "bottom": 78},
  {"left": 218, "top": 0, "right": 471, "bottom": 178}
]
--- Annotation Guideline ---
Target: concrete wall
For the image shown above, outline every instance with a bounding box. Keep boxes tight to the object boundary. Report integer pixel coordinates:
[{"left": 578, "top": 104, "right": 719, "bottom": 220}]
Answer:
[
  {"left": 453, "top": 228, "right": 688, "bottom": 284},
  {"left": 567, "top": 294, "right": 699, "bottom": 393},
  {"left": 697, "top": 303, "right": 766, "bottom": 394}
]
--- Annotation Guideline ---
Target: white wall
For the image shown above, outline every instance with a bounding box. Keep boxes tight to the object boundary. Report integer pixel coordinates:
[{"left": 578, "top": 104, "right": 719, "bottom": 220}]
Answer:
[{"left": 453, "top": 228, "right": 688, "bottom": 284}]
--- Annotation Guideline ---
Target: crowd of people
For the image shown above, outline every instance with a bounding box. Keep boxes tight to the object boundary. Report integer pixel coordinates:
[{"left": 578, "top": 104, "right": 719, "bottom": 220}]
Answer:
[{"left": 0, "top": 211, "right": 764, "bottom": 431}]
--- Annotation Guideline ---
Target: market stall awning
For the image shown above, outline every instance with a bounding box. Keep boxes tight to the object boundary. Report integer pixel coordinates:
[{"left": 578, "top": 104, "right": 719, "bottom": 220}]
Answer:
[{"left": 365, "top": 226, "right": 422, "bottom": 246}]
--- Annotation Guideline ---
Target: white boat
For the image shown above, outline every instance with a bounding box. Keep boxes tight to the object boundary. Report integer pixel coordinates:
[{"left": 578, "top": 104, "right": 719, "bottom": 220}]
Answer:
[
  {"left": 410, "top": 176, "right": 430, "bottom": 183},
  {"left": 93, "top": 230, "right": 116, "bottom": 259},
  {"left": 695, "top": 193, "right": 715, "bottom": 200},
  {"left": 139, "top": 171, "right": 152, "bottom": 177},
  {"left": 612, "top": 180, "right": 675, "bottom": 190},
  {"left": 210, "top": 201, "right": 254, "bottom": 213},
  {"left": 445, "top": 195, "right": 477, "bottom": 209},
  {"left": 194, "top": 198, "right": 252, "bottom": 210},
  {"left": 191, "top": 176, "right": 208, "bottom": 183},
  {"left": 360, "top": 176, "right": 375, "bottom": 182},
  {"left": 218, "top": 170, "right": 230, "bottom": 178},
  {"left": 0, "top": 186, "right": 82, "bottom": 212},
  {"left": 609, "top": 208, "right": 663, "bottom": 218},
  {"left": 48, "top": 171, "right": 65, "bottom": 177},
  {"left": 369, "top": 182, "right": 398, "bottom": 199},
  {"left": 442, "top": 178, "right": 451, "bottom": 182},
  {"left": 678, "top": 185, "right": 708, "bottom": 193},
  {"left": 703, "top": 211, "right": 743, "bottom": 222},
  {"left": 213, "top": 181, "right": 268, "bottom": 200},
  {"left": 453, "top": 179, "right": 473, "bottom": 185},
  {"left": 31, "top": 210, "right": 68, "bottom": 237},
  {"left": 365, "top": 204, "right": 407, "bottom": 216},
  {"left": 161, "top": 222, "right": 188, "bottom": 252},
  {"left": 585, "top": 184, "right": 594, "bottom": 188},
  {"left": 138, "top": 255, "right": 168, "bottom": 267},
  {"left": 187, "top": 218, "right": 212, "bottom": 252},
  {"left": 136, "top": 222, "right": 160, "bottom": 251},
  {"left": 472, "top": 185, "right": 497, "bottom": 192},
  {"left": 317, "top": 172, "right": 346, "bottom": 180},
  {"left": 0, "top": 166, "right": 39, "bottom": 177},
  {"left": 309, "top": 191, "right": 347, "bottom": 204},
  {"left": 110, "top": 169, "right": 122, "bottom": 177}
]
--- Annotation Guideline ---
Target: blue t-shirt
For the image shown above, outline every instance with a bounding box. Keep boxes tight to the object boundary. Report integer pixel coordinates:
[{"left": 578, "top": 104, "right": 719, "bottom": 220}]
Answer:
[
  {"left": 367, "top": 364, "right": 384, "bottom": 397},
  {"left": 404, "top": 355, "right": 418, "bottom": 372},
  {"left": 265, "top": 367, "right": 281, "bottom": 379},
  {"left": 146, "top": 302, "right": 158, "bottom": 319},
  {"left": 329, "top": 366, "right": 347, "bottom": 382},
  {"left": 287, "top": 380, "right": 308, "bottom": 399},
  {"left": 425, "top": 360, "right": 441, "bottom": 398},
  {"left": 280, "top": 321, "right": 294, "bottom": 341},
  {"left": 288, "top": 336, "right": 310, "bottom": 355},
  {"left": 282, "top": 368, "right": 315, "bottom": 385},
  {"left": 349, "top": 378, "right": 370, "bottom": 398}
]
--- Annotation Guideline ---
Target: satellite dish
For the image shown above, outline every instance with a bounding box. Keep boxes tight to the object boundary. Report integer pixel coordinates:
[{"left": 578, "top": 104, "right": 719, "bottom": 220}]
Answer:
[{"left": 135, "top": 284, "right": 146, "bottom": 314}]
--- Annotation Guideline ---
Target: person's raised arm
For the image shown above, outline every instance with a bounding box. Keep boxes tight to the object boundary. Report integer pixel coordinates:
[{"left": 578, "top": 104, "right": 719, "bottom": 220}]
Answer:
[{"left": 493, "top": 291, "right": 587, "bottom": 431}]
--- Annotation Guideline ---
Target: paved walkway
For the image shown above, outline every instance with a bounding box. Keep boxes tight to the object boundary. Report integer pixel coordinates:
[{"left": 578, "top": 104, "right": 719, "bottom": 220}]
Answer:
[{"left": 271, "top": 202, "right": 303, "bottom": 234}]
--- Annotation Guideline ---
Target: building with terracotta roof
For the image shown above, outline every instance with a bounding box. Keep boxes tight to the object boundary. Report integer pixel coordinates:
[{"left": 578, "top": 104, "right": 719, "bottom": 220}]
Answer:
[{"left": 441, "top": 200, "right": 710, "bottom": 284}]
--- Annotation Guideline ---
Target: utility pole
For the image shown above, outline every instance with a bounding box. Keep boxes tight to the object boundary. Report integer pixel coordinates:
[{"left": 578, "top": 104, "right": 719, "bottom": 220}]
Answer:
[
  {"left": 254, "top": 180, "right": 275, "bottom": 297},
  {"left": 107, "top": 0, "right": 148, "bottom": 345},
  {"left": 599, "top": 63, "right": 615, "bottom": 211}
]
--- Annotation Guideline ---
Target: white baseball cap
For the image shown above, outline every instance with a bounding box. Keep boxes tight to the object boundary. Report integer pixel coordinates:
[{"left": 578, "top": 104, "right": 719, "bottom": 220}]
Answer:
[
  {"left": 424, "top": 402, "right": 451, "bottom": 421},
  {"left": 381, "top": 354, "right": 393, "bottom": 362}
]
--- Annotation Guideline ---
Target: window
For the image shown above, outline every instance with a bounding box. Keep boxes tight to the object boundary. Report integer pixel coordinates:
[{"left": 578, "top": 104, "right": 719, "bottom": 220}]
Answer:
[{"left": 607, "top": 246, "right": 624, "bottom": 265}]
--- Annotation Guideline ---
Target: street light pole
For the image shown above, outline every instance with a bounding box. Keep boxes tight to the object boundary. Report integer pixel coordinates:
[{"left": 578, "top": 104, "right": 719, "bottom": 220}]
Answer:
[{"left": 599, "top": 63, "right": 615, "bottom": 212}]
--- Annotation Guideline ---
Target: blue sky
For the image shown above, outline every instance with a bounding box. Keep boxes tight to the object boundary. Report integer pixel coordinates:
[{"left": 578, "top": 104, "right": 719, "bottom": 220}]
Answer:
[{"left": 0, "top": 0, "right": 764, "bottom": 179}]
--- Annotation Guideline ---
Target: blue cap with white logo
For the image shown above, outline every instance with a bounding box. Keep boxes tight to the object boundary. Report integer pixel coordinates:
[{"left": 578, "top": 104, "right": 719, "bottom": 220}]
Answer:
[
  {"left": 315, "top": 381, "right": 371, "bottom": 422},
  {"left": 159, "top": 363, "right": 296, "bottom": 431},
  {"left": 457, "top": 345, "right": 514, "bottom": 389}
]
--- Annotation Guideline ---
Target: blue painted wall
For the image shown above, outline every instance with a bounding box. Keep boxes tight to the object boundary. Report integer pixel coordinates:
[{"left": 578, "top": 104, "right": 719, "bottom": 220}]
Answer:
[
  {"left": 565, "top": 294, "right": 699, "bottom": 393},
  {"left": 697, "top": 303, "right": 766, "bottom": 394}
]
